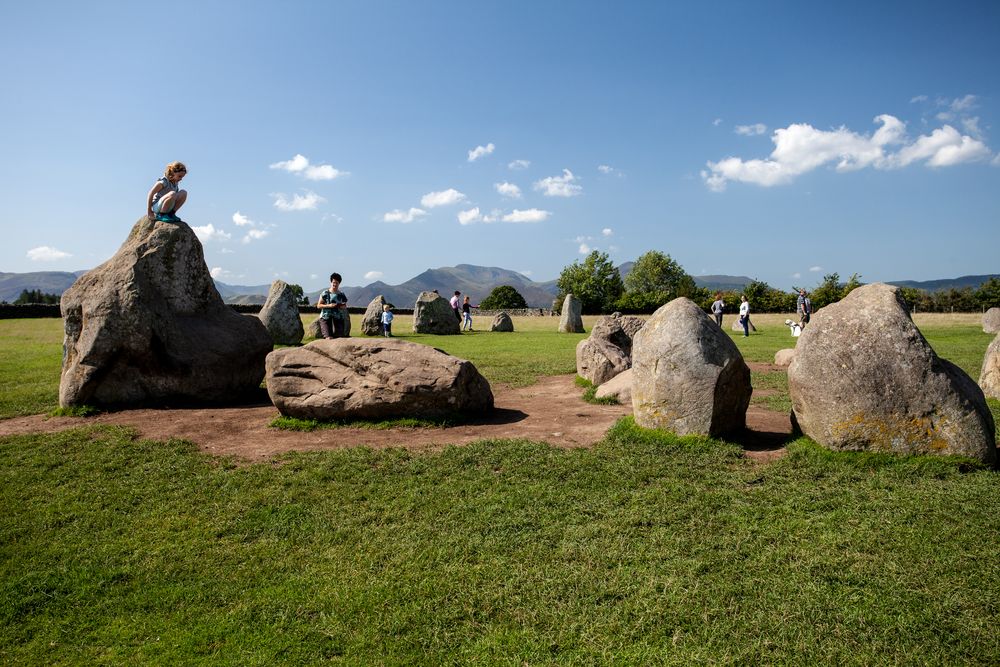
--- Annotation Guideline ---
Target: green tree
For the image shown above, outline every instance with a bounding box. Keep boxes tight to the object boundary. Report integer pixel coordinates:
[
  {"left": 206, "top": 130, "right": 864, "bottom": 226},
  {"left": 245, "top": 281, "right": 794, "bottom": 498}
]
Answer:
[
  {"left": 288, "top": 284, "right": 309, "bottom": 305},
  {"left": 480, "top": 285, "right": 528, "bottom": 310},
  {"left": 974, "top": 277, "right": 1000, "bottom": 309},
  {"left": 810, "top": 273, "right": 842, "bottom": 309},
  {"left": 840, "top": 273, "right": 863, "bottom": 299},
  {"left": 14, "top": 289, "right": 59, "bottom": 305},
  {"left": 556, "top": 251, "right": 624, "bottom": 314}
]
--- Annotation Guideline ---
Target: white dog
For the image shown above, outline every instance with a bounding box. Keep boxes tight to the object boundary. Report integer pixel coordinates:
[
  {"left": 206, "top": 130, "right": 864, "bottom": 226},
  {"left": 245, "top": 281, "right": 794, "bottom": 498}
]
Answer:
[{"left": 784, "top": 319, "right": 802, "bottom": 337}]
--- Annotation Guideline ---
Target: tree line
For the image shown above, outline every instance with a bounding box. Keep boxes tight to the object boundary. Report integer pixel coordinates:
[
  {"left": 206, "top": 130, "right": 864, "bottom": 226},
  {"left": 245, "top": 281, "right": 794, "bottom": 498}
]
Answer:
[{"left": 550, "top": 250, "right": 1000, "bottom": 315}]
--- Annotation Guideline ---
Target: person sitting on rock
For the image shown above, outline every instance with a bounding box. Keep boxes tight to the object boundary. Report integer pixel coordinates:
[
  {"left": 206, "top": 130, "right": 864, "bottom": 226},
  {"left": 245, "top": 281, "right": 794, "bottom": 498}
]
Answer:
[
  {"left": 381, "top": 304, "right": 394, "bottom": 337},
  {"left": 147, "top": 161, "right": 188, "bottom": 222},
  {"left": 317, "top": 272, "right": 349, "bottom": 339}
]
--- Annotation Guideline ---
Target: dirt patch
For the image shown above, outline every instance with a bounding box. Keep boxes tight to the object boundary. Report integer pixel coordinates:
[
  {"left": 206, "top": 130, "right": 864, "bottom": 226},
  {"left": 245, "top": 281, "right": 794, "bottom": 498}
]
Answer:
[{"left": 0, "top": 375, "right": 791, "bottom": 462}]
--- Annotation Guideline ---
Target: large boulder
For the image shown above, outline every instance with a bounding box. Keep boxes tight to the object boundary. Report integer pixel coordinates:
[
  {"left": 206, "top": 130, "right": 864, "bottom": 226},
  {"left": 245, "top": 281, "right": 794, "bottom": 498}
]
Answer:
[
  {"left": 413, "top": 291, "right": 460, "bottom": 334},
  {"left": 362, "top": 295, "right": 388, "bottom": 336},
  {"left": 258, "top": 280, "right": 304, "bottom": 345},
  {"left": 984, "top": 308, "right": 1000, "bottom": 334},
  {"left": 265, "top": 338, "right": 493, "bottom": 420},
  {"left": 558, "top": 294, "right": 584, "bottom": 333},
  {"left": 788, "top": 283, "right": 996, "bottom": 463},
  {"left": 631, "top": 298, "right": 752, "bottom": 436},
  {"left": 60, "top": 217, "right": 273, "bottom": 407},
  {"left": 490, "top": 312, "right": 514, "bottom": 332},
  {"left": 576, "top": 313, "right": 645, "bottom": 385},
  {"left": 595, "top": 367, "right": 633, "bottom": 404},
  {"left": 980, "top": 334, "right": 1000, "bottom": 400}
]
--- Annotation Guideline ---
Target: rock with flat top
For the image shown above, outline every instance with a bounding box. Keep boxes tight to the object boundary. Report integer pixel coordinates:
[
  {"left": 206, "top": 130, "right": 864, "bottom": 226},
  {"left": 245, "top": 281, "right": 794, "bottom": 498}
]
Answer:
[{"left": 265, "top": 338, "right": 493, "bottom": 419}]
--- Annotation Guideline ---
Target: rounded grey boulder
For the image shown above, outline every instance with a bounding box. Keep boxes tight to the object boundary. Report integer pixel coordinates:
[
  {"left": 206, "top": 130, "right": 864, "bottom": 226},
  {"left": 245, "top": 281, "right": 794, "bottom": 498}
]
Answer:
[
  {"left": 631, "top": 297, "right": 752, "bottom": 437},
  {"left": 60, "top": 217, "right": 273, "bottom": 408},
  {"left": 984, "top": 308, "right": 1000, "bottom": 334},
  {"left": 258, "top": 280, "right": 304, "bottom": 345},
  {"left": 788, "top": 283, "right": 996, "bottom": 463},
  {"left": 413, "top": 291, "right": 460, "bottom": 334},
  {"left": 490, "top": 312, "right": 514, "bottom": 332},
  {"left": 265, "top": 338, "right": 494, "bottom": 420},
  {"left": 980, "top": 334, "right": 1000, "bottom": 400}
]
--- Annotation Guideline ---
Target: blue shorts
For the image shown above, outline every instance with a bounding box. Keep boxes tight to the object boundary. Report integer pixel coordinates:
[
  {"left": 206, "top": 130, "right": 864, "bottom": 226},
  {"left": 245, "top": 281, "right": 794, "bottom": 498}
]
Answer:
[{"left": 151, "top": 198, "right": 172, "bottom": 214}]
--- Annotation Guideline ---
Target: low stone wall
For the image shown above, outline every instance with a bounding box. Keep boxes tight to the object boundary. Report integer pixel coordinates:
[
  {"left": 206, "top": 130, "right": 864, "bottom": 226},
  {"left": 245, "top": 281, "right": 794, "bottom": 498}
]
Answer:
[{"left": 474, "top": 308, "right": 553, "bottom": 317}]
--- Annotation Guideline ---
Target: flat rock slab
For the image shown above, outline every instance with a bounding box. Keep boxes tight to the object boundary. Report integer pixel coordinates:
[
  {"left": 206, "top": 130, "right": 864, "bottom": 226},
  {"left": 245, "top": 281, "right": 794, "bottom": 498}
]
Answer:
[{"left": 266, "top": 338, "right": 493, "bottom": 420}]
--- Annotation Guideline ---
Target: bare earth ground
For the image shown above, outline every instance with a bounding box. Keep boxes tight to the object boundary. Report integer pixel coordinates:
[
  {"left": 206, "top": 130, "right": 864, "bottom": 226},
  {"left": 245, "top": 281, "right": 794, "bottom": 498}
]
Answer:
[{"left": 0, "top": 369, "right": 792, "bottom": 463}]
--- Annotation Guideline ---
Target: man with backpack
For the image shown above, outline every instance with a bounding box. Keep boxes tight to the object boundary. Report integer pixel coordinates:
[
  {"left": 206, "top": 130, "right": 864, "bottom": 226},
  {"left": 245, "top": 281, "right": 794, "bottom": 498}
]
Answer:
[{"left": 797, "top": 289, "right": 812, "bottom": 329}]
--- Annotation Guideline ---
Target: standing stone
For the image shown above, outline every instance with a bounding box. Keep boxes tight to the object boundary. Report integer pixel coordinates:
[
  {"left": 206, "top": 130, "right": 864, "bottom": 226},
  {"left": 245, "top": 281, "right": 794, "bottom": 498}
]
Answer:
[
  {"left": 362, "top": 295, "right": 388, "bottom": 336},
  {"left": 308, "top": 311, "right": 351, "bottom": 339},
  {"left": 558, "top": 294, "right": 584, "bottom": 333},
  {"left": 266, "top": 338, "right": 493, "bottom": 419},
  {"left": 788, "top": 283, "right": 996, "bottom": 463},
  {"left": 413, "top": 291, "right": 460, "bottom": 334},
  {"left": 576, "top": 313, "right": 645, "bottom": 385},
  {"left": 490, "top": 312, "right": 515, "bottom": 332},
  {"left": 631, "top": 298, "right": 752, "bottom": 436},
  {"left": 60, "top": 217, "right": 273, "bottom": 408},
  {"left": 984, "top": 308, "right": 1000, "bottom": 334},
  {"left": 258, "top": 280, "right": 304, "bottom": 345},
  {"left": 980, "top": 334, "right": 1000, "bottom": 400}
]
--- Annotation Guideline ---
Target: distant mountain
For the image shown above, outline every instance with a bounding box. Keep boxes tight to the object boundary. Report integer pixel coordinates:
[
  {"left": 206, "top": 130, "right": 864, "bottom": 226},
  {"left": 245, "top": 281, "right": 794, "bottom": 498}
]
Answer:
[
  {"left": 0, "top": 271, "right": 87, "bottom": 302},
  {"left": 887, "top": 274, "right": 999, "bottom": 292},
  {"left": 332, "top": 264, "right": 560, "bottom": 309},
  {"left": 213, "top": 280, "right": 274, "bottom": 301}
]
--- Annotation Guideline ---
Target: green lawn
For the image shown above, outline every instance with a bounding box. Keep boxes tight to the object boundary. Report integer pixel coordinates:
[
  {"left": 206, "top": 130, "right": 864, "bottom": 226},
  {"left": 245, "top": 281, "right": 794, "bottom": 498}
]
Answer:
[
  {"left": 2, "top": 313, "right": 999, "bottom": 663},
  {"left": 2, "top": 421, "right": 999, "bottom": 664}
]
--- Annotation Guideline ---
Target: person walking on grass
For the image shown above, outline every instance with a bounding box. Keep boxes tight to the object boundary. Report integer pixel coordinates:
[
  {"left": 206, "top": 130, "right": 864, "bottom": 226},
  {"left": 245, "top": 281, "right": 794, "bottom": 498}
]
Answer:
[
  {"left": 461, "top": 295, "right": 479, "bottom": 331},
  {"left": 147, "top": 161, "right": 188, "bottom": 222},
  {"left": 711, "top": 292, "right": 725, "bottom": 327},
  {"left": 317, "top": 272, "right": 349, "bottom": 339},
  {"left": 738, "top": 295, "right": 750, "bottom": 337}
]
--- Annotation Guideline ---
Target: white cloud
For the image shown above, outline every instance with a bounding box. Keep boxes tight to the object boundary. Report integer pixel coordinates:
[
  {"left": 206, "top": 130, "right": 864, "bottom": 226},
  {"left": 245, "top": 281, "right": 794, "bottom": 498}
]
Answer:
[
  {"left": 602, "top": 228, "right": 613, "bottom": 237},
  {"left": 383, "top": 207, "right": 427, "bottom": 223},
  {"left": 578, "top": 243, "right": 591, "bottom": 254},
  {"left": 494, "top": 182, "right": 522, "bottom": 199},
  {"left": 735, "top": 123, "right": 767, "bottom": 136},
  {"left": 949, "top": 94, "right": 977, "bottom": 112},
  {"left": 468, "top": 143, "right": 495, "bottom": 162},
  {"left": 242, "top": 229, "right": 269, "bottom": 244},
  {"left": 270, "top": 154, "right": 347, "bottom": 181},
  {"left": 962, "top": 117, "right": 983, "bottom": 138},
  {"left": 364, "top": 271, "right": 383, "bottom": 281},
  {"left": 503, "top": 208, "right": 550, "bottom": 223},
  {"left": 702, "top": 114, "right": 992, "bottom": 191},
  {"left": 598, "top": 164, "right": 614, "bottom": 174},
  {"left": 232, "top": 211, "right": 254, "bottom": 227},
  {"left": 210, "top": 267, "right": 229, "bottom": 279},
  {"left": 457, "top": 207, "right": 482, "bottom": 225},
  {"left": 519, "top": 269, "right": 533, "bottom": 277},
  {"left": 534, "top": 169, "right": 582, "bottom": 197},
  {"left": 272, "top": 191, "right": 325, "bottom": 211},
  {"left": 713, "top": 118, "right": 723, "bottom": 126},
  {"left": 910, "top": 95, "right": 928, "bottom": 104},
  {"left": 792, "top": 272, "right": 801, "bottom": 279},
  {"left": 421, "top": 188, "right": 466, "bottom": 208},
  {"left": 26, "top": 246, "right": 71, "bottom": 261},
  {"left": 993, "top": 154, "right": 1000, "bottom": 167},
  {"left": 809, "top": 266, "right": 822, "bottom": 272},
  {"left": 220, "top": 248, "right": 234, "bottom": 254},
  {"left": 192, "top": 223, "right": 231, "bottom": 242},
  {"left": 482, "top": 209, "right": 502, "bottom": 223},
  {"left": 508, "top": 159, "right": 530, "bottom": 170}
]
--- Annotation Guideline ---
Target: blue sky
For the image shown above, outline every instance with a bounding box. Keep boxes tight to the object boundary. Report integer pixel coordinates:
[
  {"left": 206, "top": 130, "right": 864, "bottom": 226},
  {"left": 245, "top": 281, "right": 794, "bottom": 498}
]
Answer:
[{"left": 1, "top": 0, "right": 997, "bottom": 292}]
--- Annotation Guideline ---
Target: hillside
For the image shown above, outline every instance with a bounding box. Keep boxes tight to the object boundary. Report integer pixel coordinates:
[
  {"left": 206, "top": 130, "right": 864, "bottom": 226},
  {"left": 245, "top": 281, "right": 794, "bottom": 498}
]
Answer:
[{"left": 0, "top": 271, "right": 88, "bottom": 302}]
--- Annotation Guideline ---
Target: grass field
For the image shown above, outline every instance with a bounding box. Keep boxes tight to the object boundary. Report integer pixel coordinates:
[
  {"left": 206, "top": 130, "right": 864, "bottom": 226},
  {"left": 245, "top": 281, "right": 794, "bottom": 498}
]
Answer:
[{"left": 2, "top": 313, "right": 999, "bottom": 663}]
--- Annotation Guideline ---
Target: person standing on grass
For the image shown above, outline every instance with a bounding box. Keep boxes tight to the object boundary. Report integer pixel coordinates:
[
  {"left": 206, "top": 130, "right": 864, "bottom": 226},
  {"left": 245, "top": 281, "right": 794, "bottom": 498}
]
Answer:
[
  {"left": 147, "top": 161, "right": 188, "bottom": 222},
  {"left": 381, "top": 304, "right": 394, "bottom": 337},
  {"left": 711, "top": 292, "right": 725, "bottom": 327},
  {"left": 317, "top": 272, "right": 349, "bottom": 339},
  {"left": 797, "top": 289, "right": 812, "bottom": 328},
  {"left": 461, "top": 295, "right": 479, "bottom": 331},
  {"left": 738, "top": 295, "right": 750, "bottom": 337}
]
